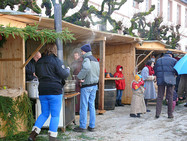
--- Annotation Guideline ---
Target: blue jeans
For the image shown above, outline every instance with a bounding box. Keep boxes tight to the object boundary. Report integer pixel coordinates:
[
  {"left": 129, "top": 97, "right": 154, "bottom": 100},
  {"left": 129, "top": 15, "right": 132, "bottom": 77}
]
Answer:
[
  {"left": 35, "top": 94, "right": 62, "bottom": 132},
  {"left": 116, "top": 90, "right": 123, "bottom": 100},
  {"left": 79, "top": 85, "right": 98, "bottom": 129}
]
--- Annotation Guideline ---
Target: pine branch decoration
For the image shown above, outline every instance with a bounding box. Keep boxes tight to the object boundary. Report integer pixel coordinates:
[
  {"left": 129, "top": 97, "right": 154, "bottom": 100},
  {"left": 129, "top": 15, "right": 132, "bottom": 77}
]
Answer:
[{"left": 0, "top": 24, "right": 76, "bottom": 44}]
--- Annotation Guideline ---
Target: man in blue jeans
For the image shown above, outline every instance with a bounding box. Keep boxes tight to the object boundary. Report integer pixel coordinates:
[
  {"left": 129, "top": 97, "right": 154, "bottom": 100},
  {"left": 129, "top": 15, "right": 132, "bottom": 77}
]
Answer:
[{"left": 73, "top": 44, "right": 100, "bottom": 132}]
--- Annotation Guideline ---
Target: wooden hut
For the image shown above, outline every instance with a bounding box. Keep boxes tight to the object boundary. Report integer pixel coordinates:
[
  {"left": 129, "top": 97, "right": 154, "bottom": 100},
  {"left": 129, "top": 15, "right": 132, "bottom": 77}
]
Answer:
[
  {"left": 135, "top": 40, "right": 186, "bottom": 73},
  {"left": 0, "top": 13, "right": 29, "bottom": 137}
]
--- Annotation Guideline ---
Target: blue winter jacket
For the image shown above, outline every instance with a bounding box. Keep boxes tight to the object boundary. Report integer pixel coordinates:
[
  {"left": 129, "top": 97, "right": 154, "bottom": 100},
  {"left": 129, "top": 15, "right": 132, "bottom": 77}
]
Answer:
[{"left": 154, "top": 54, "right": 177, "bottom": 85}]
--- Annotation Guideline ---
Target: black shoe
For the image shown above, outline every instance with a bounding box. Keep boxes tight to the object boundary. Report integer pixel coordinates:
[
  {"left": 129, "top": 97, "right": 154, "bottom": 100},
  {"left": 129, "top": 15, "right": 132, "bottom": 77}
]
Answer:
[
  {"left": 87, "top": 126, "right": 95, "bottom": 132},
  {"left": 75, "top": 112, "right": 79, "bottom": 115},
  {"left": 73, "top": 127, "right": 86, "bottom": 132},
  {"left": 130, "top": 114, "right": 137, "bottom": 118},
  {"left": 146, "top": 109, "right": 151, "bottom": 112},
  {"left": 155, "top": 115, "right": 159, "bottom": 119},
  {"left": 115, "top": 102, "right": 118, "bottom": 106},
  {"left": 184, "top": 103, "right": 187, "bottom": 107},
  {"left": 118, "top": 100, "right": 124, "bottom": 106},
  {"left": 168, "top": 115, "right": 174, "bottom": 119},
  {"left": 137, "top": 113, "right": 141, "bottom": 117}
]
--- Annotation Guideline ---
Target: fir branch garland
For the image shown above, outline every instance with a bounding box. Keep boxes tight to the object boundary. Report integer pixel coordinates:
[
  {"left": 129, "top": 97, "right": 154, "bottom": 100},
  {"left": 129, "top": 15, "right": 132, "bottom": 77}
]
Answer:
[
  {"left": 16, "top": 93, "right": 35, "bottom": 131},
  {"left": 0, "top": 24, "right": 76, "bottom": 44},
  {"left": 0, "top": 96, "right": 18, "bottom": 139},
  {"left": 0, "top": 34, "right": 6, "bottom": 48},
  {"left": 0, "top": 93, "right": 34, "bottom": 140}
]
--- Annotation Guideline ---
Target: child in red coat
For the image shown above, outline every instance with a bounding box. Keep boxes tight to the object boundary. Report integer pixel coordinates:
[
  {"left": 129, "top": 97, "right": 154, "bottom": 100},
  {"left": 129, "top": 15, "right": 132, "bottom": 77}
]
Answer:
[
  {"left": 130, "top": 75, "right": 146, "bottom": 117},
  {"left": 114, "top": 65, "right": 126, "bottom": 106}
]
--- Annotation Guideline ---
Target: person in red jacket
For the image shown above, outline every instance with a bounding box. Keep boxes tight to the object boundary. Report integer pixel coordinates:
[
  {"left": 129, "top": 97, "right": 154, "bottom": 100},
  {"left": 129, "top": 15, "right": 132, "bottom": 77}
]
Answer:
[{"left": 114, "top": 65, "right": 126, "bottom": 106}]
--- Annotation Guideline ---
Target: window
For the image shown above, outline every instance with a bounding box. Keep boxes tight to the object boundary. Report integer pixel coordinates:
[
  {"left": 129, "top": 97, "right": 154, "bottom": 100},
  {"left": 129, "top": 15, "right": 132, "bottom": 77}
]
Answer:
[
  {"left": 177, "top": 5, "right": 181, "bottom": 25},
  {"left": 185, "top": 9, "right": 187, "bottom": 27},
  {"left": 133, "top": 0, "right": 139, "bottom": 8},
  {"left": 146, "top": 0, "right": 152, "bottom": 11},
  {"left": 167, "top": 0, "right": 172, "bottom": 22},
  {"left": 157, "top": 0, "right": 163, "bottom": 16}
]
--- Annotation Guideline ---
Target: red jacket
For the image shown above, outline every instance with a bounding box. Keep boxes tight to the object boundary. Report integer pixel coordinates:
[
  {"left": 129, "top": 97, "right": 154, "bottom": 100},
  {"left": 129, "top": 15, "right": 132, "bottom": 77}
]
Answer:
[
  {"left": 132, "top": 80, "right": 144, "bottom": 90},
  {"left": 114, "top": 65, "right": 126, "bottom": 90}
]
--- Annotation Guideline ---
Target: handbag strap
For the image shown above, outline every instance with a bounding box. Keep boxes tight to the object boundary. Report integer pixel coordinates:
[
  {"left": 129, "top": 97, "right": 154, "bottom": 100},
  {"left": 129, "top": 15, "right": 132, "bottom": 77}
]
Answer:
[{"left": 161, "top": 58, "right": 164, "bottom": 76}]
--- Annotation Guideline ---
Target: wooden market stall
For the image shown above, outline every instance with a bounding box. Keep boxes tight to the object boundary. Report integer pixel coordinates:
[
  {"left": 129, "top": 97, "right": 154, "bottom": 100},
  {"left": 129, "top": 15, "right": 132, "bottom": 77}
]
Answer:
[
  {"left": 0, "top": 14, "right": 32, "bottom": 138},
  {"left": 0, "top": 12, "right": 143, "bottom": 118},
  {"left": 135, "top": 40, "right": 186, "bottom": 73}
]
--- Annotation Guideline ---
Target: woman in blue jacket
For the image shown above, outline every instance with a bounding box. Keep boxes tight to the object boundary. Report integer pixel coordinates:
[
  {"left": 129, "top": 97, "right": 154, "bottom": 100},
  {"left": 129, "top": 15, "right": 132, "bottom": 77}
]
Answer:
[{"left": 28, "top": 43, "right": 70, "bottom": 141}]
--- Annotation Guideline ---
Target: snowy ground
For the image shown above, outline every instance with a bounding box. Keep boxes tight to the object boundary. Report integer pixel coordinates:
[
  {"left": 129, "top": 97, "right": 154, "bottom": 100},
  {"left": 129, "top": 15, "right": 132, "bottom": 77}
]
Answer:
[{"left": 65, "top": 103, "right": 187, "bottom": 141}]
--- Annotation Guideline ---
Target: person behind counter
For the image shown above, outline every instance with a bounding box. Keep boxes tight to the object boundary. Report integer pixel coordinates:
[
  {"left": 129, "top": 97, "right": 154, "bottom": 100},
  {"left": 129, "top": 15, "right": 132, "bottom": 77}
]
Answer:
[
  {"left": 73, "top": 44, "right": 100, "bottom": 132},
  {"left": 26, "top": 52, "right": 41, "bottom": 120},
  {"left": 28, "top": 43, "right": 70, "bottom": 141},
  {"left": 26, "top": 52, "right": 41, "bottom": 81},
  {"left": 70, "top": 49, "right": 83, "bottom": 115}
]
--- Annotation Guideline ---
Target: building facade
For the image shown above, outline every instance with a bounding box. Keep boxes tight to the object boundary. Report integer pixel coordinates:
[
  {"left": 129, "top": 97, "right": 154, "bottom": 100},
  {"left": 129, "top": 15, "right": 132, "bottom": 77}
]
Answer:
[
  {"left": 13, "top": 0, "right": 187, "bottom": 51},
  {"left": 88, "top": 0, "right": 187, "bottom": 52}
]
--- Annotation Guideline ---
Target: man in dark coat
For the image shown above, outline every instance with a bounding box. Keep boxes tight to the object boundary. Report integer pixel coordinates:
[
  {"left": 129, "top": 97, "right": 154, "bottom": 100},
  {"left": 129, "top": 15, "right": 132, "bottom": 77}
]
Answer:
[
  {"left": 26, "top": 52, "right": 41, "bottom": 81},
  {"left": 178, "top": 74, "right": 187, "bottom": 107},
  {"left": 70, "top": 49, "right": 83, "bottom": 114},
  {"left": 154, "top": 51, "right": 177, "bottom": 118}
]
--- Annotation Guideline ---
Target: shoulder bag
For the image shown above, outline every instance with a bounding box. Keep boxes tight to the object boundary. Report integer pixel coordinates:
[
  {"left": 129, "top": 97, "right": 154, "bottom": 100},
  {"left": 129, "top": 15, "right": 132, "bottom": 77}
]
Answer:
[{"left": 161, "top": 59, "right": 176, "bottom": 86}]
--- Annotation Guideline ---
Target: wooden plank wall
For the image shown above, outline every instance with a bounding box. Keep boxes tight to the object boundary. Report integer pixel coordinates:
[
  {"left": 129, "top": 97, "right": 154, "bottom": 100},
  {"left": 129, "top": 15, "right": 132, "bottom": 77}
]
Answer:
[
  {"left": 0, "top": 36, "right": 25, "bottom": 89},
  {"left": 92, "top": 43, "right": 136, "bottom": 104},
  {"left": 104, "top": 44, "right": 136, "bottom": 104}
]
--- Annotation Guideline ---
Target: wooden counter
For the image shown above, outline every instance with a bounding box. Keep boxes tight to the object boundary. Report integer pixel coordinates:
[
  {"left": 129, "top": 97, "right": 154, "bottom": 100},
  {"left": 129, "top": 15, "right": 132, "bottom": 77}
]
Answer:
[
  {"left": 64, "top": 92, "right": 80, "bottom": 99},
  {"left": 104, "top": 78, "right": 122, "bottom": 80}
]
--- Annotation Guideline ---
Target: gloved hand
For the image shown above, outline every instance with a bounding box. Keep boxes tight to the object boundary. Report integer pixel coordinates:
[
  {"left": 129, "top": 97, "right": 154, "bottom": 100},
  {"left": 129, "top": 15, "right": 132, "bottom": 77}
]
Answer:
[{"left": 79, "top": 79, "right": 85, "bottom": 87}]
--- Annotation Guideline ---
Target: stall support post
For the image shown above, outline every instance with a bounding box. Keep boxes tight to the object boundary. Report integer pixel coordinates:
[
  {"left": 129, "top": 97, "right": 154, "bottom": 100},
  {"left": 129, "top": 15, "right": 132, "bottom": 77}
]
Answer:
[
  {"left": 54, "top": 1, "right": 63, "bottom": 61},
  {"left": 98, "top": 38, "right": 106, "bottom": 114}
]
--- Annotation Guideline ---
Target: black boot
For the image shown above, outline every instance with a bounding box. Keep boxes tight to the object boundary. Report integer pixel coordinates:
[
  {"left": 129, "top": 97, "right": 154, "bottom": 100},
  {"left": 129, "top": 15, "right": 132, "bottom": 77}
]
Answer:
[
  {"left": 49, "top": 136, "right": 61, "bottom": 141},
  {"left": 49, "top": 132, "right": 61, "bottom": 141},
  {"left": 118, "top": 100, "right": 124, "bottom": 106},
  {"left": 130, "top": 114, "right": 137, "bottom": 117},
  {"left": 115, "top": 100, "right": 118, "bottom": 106},
  {"left": 28, "top": 129, "right": 38, "bottom": 141}
]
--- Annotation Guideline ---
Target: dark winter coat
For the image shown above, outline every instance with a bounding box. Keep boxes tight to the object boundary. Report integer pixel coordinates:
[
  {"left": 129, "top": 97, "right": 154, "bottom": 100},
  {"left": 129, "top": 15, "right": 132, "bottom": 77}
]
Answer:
[
  {"left": 26, "top": 59, "right": 37, "bottom": 81},
  {"left": 173, "top": 90, "right": 178, "bottom": 101},
  {"left": 71, "top": 57, "right": 83, "bottom": 92},
  {"left": 114, "top": 65, "right": 126, "bottom": 90},
  {"left": 178, "top": 74, "right": 187, "bottom": 97},
  {"left": 154, "top": 54, "right": 177, "bottom": 86},
  {"left": 35, "top": 54, "right": 70, "bottom": 95}
]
